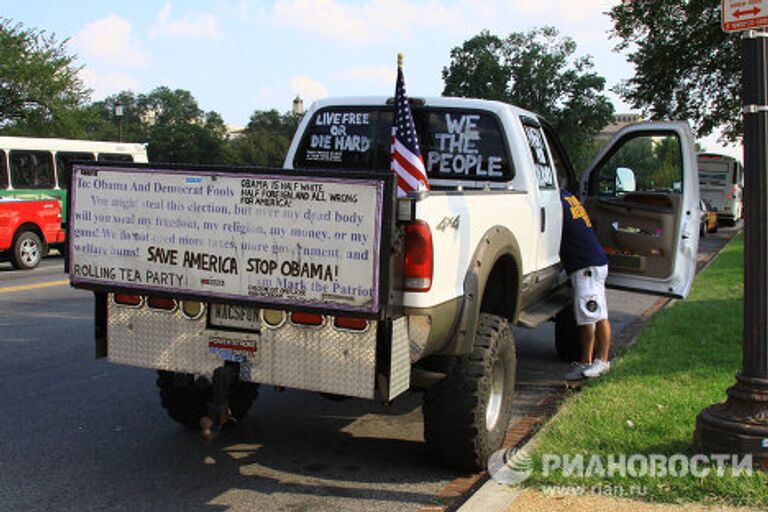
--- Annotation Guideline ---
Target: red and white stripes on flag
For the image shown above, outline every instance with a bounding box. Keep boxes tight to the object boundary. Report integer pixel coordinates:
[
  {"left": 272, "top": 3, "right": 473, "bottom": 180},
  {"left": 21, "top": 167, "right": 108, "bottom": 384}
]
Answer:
[{"left": 391, "top": 60, "right": 429, "bottom": 197}]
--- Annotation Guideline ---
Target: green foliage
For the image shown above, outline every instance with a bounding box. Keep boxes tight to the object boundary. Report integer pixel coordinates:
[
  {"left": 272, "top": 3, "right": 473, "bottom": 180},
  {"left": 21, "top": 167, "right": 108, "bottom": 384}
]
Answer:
[
  {"left": 0, "top": 18, "right": 90, "bottom": 136},
  {"left": 442, "top": 27, "right": 614, "bottom": 172},
  {"left": 148, "top": 123, "right": 224, "bottom": 164},
  {"left": 609, "top": 1, "right": 742, "bottom": 142},
  {"left": 527, "top": 235, "right": 768, "bottom": 507},
  {"left": 80, "top": 87, "right": 228, "bottom": 164},
  {"left": 224, "top": 109, "right": 299, "bottom": 167}
]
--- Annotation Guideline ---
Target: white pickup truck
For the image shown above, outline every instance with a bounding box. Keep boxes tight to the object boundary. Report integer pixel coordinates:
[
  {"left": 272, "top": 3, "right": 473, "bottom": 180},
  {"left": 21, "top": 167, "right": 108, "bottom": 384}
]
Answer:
[{"left": 67, "top": 96, "right": 699, "bottom": 470}]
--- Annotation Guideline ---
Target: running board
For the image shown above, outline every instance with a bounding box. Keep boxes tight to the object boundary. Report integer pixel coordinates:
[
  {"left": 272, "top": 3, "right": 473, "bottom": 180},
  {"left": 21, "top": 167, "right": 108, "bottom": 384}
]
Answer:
[{"left": 517, "top": 287, "right": 571, "bottom": 328}]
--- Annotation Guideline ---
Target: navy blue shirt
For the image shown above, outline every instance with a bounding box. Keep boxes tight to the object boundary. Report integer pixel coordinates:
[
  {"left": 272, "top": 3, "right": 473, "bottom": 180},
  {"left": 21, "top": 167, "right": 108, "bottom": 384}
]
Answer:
[{"left": 559, "top": 189, "right": 608, "bottom": 274}]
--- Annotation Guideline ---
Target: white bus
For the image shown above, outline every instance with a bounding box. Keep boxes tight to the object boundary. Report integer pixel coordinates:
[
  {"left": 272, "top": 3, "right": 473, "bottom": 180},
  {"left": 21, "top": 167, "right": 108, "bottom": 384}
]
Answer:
[
  {"left": 697, "top": 153, "right": 743, "bottom": 226},
  {"left": 0, "top": 136, "right": 148, "bottom": 223}
]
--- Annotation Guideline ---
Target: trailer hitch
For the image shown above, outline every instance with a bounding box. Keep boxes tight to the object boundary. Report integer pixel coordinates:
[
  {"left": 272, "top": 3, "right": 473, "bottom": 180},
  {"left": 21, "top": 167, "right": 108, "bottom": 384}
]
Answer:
[{"left": 200, "top": 362, "right": 240, "bottom": 442}]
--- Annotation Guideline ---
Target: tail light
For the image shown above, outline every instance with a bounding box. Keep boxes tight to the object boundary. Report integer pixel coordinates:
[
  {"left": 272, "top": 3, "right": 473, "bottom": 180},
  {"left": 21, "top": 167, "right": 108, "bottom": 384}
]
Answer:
[
  {"left": 114, "top": 293, "right": 142, "bottom": 306},
  {"left": 404, "top": 221, "right": 433, "bottom": 292},
  {"left": 334, "top": 316, "right": 368, "bottom": 331},
  {"left": 291, "top": 312, "right": 324, "bottom": 326},
  {"left": 148, "top": 296, "right": 176, "bottom": 310}
]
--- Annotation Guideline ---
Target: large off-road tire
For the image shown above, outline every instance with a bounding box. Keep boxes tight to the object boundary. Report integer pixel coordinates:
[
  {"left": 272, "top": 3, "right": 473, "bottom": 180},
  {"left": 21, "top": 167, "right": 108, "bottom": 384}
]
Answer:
[
  {"left": 423, "top": 313, "right": 517, "bottom": 471},
  {"left": 156, "top": 371, "right": 258, "bottom": 429},
  {"left": 554, "top": 306, "right": 581, "bottom": 362},
  {"left": 11, "top": 230, "right": 44, "bottom": 270}
]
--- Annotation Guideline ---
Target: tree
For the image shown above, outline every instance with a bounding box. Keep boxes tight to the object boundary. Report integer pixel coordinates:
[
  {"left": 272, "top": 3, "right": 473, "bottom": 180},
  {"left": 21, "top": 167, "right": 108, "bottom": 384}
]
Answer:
[
  {"left": 224, "top": 109, "right": 299, "bottom": 167},
  {"left": 84, "top": 87, "right": 227, "bottom": 163},
  {"left": 0, "top": 18, "right": 90, "bottom": 135},
  {"left": 609, "top": 1, "right": 741, "bottom": 142},
  {"left": 443, "top": 27, "right": 614, "bottom": 171},
  {"left": 148, "top": 123, "right": 224, "bottom": 164}
]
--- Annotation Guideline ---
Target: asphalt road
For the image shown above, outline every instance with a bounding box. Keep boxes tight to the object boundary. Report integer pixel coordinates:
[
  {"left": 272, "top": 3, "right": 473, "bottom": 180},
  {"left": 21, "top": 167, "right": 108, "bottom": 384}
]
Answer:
[{"left": 0, "top": 228, "right": 737, "bottom": 512}]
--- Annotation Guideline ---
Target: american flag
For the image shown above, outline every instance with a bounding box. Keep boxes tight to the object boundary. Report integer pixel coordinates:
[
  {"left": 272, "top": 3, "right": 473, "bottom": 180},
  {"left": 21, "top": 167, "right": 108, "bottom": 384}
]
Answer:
[{"left": 391, "top": 58, "right": 429, "bottom": 197}]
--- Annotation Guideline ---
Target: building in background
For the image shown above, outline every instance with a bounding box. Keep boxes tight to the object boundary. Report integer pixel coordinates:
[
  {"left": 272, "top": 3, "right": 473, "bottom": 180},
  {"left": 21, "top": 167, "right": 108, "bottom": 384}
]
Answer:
[{"left": 598, "top": 113, "right": 645, "bottom": 141}]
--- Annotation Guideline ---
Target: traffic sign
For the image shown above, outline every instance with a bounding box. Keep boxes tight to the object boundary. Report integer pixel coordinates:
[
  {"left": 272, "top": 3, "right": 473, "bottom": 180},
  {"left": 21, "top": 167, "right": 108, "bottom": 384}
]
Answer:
[{"left": 723, "top": 0, "right": 768, "bottom": 32}]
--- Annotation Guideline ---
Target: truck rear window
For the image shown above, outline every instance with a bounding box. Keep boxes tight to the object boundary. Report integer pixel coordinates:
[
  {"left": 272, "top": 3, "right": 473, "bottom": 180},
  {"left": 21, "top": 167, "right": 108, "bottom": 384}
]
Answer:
[{"left": 294, "top": 107, "right": 513, "bottom": 181}]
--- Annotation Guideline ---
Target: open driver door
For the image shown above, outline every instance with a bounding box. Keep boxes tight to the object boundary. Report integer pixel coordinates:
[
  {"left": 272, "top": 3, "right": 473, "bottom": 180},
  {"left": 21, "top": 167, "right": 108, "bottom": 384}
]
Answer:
[{"left": 579, "top": 122, "right": 700, "bottom": 298}]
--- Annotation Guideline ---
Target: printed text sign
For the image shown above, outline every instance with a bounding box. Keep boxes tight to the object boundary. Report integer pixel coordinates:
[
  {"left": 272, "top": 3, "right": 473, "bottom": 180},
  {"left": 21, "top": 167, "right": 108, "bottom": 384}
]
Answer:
[{"left": 69, "top": 166, "right": 384, "bottom": 313}]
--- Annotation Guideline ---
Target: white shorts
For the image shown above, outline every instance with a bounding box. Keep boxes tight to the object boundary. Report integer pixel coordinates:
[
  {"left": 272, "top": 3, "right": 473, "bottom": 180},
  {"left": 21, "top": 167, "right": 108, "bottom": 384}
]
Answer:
[{"left": 571, "top": 265, "right": 608, "bottom": 326}]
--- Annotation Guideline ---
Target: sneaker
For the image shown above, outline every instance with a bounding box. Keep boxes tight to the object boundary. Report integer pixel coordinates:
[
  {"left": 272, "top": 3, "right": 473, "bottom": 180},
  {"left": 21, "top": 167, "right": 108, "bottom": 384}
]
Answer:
[
  {"left": 583, "top": 359, "right": 611, "bottom": 378},
  {"left": 565, "top": 362, "right": 590, "bottom": 381}
]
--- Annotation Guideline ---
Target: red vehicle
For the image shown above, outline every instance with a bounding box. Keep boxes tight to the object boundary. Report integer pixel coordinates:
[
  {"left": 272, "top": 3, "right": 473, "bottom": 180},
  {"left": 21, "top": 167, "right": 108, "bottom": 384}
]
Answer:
[{"left": 0, "top": 198, "right": 64, "bottom": 269}]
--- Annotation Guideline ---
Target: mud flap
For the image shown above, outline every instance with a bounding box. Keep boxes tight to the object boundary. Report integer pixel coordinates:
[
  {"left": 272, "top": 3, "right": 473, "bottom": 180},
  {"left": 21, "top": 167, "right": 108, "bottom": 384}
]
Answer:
[{"left": 378, "top": 316, "right": 410, "bottom": 401}]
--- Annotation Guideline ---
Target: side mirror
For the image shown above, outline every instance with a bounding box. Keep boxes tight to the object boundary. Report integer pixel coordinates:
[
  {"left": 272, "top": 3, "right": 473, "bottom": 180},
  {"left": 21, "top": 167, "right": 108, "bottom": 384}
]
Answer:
[{"left": 616, "top": 167, "right": 636, "bottom": 193}]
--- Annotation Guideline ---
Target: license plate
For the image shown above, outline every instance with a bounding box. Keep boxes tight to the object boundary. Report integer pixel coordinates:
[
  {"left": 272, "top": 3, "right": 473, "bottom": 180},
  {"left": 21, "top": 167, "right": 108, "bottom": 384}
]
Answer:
[
  {"left": 207, "top": 331, "right": 260, "bottom": 363},
  {"left": 209, "top": 302, "right": 261, "bottom": 331}
]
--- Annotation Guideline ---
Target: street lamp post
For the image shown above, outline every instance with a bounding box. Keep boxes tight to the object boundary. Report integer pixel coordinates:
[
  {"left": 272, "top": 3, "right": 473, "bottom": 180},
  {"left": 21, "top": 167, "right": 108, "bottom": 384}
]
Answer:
[
  {"left": 695, "top": 30, "right": 768, "bottom": 469},
  {"left": 114, "top": 101, "right": 124, "bottom": 142}
]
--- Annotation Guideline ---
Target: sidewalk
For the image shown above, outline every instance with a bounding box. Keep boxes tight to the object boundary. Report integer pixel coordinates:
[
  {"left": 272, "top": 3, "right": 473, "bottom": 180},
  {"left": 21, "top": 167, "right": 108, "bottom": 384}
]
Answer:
[
  {"left": 506, "top": 488, "right": 761, "bottom": 512},
  {"left": 458, "top": 474, "right": 762, "bottom": 512}
]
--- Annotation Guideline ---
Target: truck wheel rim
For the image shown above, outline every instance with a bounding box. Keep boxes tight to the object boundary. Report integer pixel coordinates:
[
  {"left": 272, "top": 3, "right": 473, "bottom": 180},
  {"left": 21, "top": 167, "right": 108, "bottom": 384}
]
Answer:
[
  {"left": 20, "top": 239, "right": 40, "bottom": 265},
  {"left": 486, "top": 358, "right": 505, "bottom": 431}
]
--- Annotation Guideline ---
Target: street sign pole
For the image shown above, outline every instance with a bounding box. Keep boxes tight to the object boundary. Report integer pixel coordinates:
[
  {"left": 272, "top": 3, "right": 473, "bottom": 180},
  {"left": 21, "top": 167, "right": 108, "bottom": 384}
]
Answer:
[{"left": 695, "top": 30, "right": 768, "bottom": 469}]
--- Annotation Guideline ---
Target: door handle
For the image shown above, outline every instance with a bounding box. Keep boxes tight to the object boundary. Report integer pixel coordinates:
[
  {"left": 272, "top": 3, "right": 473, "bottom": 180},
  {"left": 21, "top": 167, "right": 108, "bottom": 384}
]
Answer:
[{"left": 540, "top": 207, "right": 546, "bottom": 232}]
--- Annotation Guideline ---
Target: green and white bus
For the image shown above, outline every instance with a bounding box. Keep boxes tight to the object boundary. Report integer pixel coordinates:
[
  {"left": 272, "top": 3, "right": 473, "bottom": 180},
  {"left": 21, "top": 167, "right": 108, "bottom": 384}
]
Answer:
[{"left": 0, "top": 136, "right": 148, "bottom": 223}]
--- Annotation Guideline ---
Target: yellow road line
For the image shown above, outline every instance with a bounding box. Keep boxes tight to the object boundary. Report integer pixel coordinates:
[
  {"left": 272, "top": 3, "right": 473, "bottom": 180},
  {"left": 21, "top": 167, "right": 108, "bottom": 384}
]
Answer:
[{"left": 0, "top": 279, "right": 70, "bottom": 294}]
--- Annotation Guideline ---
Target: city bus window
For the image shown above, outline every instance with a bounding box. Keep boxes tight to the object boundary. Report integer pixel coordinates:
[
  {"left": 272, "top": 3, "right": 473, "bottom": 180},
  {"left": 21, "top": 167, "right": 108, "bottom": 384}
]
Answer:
[
  {"left": 0, "top": 150, "right": 7, "bottom": 189},
  {"left": 97, "top": 153, "right": 134, "bottom": 162},
  {"left": 9, "top": 150, "right": 55, "bottom": 189},
  {"left": 56, "top": 152, "right": 95, "bottom": 189}
]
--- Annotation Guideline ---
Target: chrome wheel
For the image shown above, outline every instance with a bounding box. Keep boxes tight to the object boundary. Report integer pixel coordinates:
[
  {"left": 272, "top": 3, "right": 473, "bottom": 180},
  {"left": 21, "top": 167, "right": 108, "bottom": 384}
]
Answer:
[
  {"left": 20, "top": 238, "right": 40, "bottom": 266},
  {"left": 485, "top": 358, "right": 506, "bottom": 431},
  {"left": 12, "top": 231, "right": 44, "bottom": 270}
]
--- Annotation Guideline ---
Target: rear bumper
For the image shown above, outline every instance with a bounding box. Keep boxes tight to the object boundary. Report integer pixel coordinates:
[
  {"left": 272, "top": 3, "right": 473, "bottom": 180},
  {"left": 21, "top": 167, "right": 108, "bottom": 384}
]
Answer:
[{"left": 104, "top": 295, "right": 411, "bottom": 400}]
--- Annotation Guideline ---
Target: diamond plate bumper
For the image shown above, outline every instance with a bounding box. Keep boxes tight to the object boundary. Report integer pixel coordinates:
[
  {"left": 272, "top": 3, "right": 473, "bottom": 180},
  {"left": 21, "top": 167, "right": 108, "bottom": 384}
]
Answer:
[{"left": 107, "top": 297, "right": 378, "bottom": 399}]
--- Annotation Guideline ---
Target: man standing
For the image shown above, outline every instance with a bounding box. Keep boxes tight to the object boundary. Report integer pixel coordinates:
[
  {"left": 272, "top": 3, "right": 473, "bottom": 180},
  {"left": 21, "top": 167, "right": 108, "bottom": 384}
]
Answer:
[{"left": 560, "top": 188, "right": 612, "bottom": 380}]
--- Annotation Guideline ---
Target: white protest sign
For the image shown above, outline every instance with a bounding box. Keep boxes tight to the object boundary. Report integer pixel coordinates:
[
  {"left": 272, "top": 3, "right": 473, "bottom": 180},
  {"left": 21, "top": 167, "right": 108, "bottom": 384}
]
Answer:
[{"left": 69, "top": 166, "right": 385, "bottom": 314}]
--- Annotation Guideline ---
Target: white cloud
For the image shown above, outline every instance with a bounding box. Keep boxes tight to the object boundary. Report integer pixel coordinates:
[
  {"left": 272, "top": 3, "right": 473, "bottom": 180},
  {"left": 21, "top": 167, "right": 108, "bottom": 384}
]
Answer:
[
  {"left": 270, "top": 0, "right": 622, "bottom": 46},
  {"left": 72, "top": 15, "right": 150, "bottom": 69},
  {"left": 272, "top": 0, "right": 373, "bottom": 44},
  {"left": 271, "top": 0, "right": 464, "bottom": 45},
  {"left": 150, "top": 4, "right": 221, "bottom": 39},
  {"left": 78, "top": 68, "right": 140, "bottom": 99},
  {"left": 290, "top": 76, "right": 329, "bottom": 103}
]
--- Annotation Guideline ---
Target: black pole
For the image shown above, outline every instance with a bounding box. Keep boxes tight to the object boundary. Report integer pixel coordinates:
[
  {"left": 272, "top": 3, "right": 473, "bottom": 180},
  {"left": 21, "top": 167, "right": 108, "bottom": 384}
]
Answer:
[
  {"left": 743, "top": 32, "right": 768, "bottom": 379},
  {"left": 695, "top": 30, "right": 768, "bottom": 469}
]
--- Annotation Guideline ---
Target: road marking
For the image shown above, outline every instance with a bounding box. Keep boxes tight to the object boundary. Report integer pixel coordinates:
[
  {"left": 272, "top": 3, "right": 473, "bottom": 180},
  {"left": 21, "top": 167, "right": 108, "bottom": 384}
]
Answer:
[{"left": 0, "top": 279, "right": 70, "bottom": 294}]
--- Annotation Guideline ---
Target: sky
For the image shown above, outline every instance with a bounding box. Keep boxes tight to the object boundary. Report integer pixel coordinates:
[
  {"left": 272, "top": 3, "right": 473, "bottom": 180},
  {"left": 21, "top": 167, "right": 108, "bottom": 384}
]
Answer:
[{"left": 5, "top": 0, "right": 742, "bottom": 160}]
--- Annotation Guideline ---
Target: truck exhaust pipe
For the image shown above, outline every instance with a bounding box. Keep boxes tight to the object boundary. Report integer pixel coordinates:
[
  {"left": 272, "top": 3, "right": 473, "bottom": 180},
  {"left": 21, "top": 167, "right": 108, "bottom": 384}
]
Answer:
[{"left": 200, "top": 362, "right": 240, "bottom": 442}]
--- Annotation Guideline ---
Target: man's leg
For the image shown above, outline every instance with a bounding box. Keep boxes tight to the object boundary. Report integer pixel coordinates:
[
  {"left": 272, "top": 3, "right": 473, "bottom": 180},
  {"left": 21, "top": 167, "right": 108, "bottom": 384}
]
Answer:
[
  {"left": 579, "top": 324, "right": 595, "bottom": 365},
  {"left": 595, "top": 318, "right": 611, "bottom": 362}
]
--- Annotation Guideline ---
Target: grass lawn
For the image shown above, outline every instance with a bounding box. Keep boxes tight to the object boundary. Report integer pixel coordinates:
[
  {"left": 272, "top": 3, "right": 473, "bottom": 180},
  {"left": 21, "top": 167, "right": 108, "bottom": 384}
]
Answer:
[{"left": 524, "top": 234, "right": 768, "bottom": 507}]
